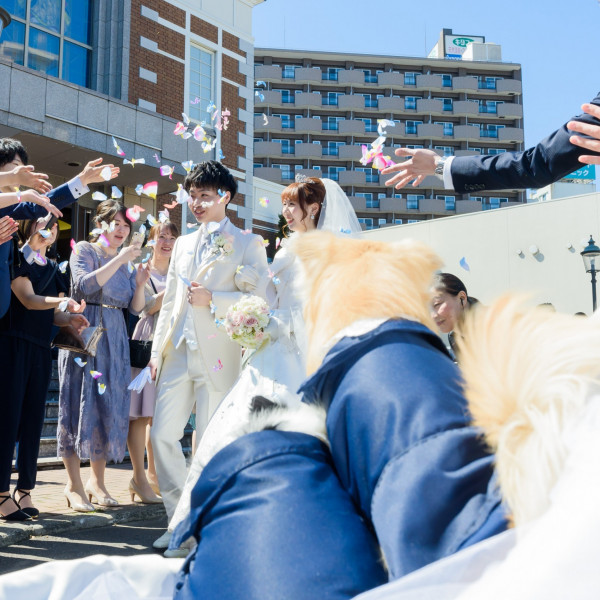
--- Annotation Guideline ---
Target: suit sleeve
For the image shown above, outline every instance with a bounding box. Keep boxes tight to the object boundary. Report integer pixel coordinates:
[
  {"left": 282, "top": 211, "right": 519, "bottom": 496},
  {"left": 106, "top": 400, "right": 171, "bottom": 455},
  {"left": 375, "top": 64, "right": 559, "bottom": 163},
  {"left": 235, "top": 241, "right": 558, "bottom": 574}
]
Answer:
[
  {"left": 0, "top": 180, "right": 81, "bottom": 220},
  {"left": 151, "top": 237, "right": 180, "bottom": 358},
  {"left": 211, "top": 234, "right": 268, "bottom": 320},
  {"left": 451, "top": 92, "right": 600, "bottom": 193}
]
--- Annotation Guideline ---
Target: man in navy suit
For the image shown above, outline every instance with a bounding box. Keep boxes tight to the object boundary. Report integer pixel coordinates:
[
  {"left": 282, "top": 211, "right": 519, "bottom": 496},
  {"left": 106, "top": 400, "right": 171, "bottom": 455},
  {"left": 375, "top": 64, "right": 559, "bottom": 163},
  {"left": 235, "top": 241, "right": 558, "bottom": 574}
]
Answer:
[
  {"left": 0, "top": 138, "right": 119, "bottom": 318},
  {"left": 382, "top": 95, "right": 600, "bottom": 192}
]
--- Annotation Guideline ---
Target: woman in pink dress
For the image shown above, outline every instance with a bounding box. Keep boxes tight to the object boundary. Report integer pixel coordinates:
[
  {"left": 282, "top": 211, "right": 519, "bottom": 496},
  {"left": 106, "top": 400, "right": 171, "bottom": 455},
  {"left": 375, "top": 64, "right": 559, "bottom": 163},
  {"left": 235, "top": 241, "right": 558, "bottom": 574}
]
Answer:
[{"left": 127, "top": 221, "right": 179, "bottom": 503}]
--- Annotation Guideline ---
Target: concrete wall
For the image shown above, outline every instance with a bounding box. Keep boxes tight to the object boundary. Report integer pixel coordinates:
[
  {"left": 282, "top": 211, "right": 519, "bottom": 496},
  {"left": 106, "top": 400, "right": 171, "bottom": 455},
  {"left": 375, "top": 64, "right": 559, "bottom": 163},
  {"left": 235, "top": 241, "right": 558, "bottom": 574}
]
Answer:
[{"left": 362, "top": 193, "right": 600, "bottom": 315}]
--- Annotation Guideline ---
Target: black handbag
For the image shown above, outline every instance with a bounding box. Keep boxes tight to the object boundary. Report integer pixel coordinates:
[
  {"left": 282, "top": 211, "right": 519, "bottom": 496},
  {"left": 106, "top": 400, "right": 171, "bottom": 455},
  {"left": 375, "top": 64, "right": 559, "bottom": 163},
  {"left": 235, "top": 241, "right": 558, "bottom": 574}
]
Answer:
[{"left": 129, "top": 276, "right": 158, "bottom": 369}]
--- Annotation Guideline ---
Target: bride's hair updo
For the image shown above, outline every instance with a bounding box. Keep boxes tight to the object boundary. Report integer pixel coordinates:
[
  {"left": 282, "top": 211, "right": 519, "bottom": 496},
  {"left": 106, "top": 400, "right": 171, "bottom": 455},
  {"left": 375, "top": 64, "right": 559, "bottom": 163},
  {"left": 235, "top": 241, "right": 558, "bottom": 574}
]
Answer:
[{"left": 281, "top": 177, "right": 326, "bottom": 225}]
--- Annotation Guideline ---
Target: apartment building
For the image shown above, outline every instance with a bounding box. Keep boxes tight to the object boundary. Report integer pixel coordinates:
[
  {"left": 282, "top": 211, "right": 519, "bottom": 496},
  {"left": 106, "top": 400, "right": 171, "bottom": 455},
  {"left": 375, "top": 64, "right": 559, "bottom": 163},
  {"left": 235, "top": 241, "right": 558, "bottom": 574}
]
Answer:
[
  {"left": 0, "top": 0, "right": 263, "bottom": 254},
  {"left": 254, "top": 30, "right": 525, "bottom": 230}
]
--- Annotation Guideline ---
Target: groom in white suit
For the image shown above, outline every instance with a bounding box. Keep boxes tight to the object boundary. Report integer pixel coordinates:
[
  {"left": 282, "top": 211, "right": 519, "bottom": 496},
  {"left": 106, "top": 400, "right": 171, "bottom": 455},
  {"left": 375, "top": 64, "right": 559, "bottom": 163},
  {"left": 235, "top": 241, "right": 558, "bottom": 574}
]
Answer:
[{"left": 148, "top": 161, "right": 268, "bottom": 551}]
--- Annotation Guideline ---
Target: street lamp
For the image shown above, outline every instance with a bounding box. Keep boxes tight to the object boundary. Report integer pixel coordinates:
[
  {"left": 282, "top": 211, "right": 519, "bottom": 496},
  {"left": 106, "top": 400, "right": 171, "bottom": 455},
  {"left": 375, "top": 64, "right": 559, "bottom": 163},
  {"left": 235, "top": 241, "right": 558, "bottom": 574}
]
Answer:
[
  {"left": 0, "top": 8, "right": 10, "bottom": 38},
  {"left": 580, "top": 235, "right": 600, "bottom": 312}
]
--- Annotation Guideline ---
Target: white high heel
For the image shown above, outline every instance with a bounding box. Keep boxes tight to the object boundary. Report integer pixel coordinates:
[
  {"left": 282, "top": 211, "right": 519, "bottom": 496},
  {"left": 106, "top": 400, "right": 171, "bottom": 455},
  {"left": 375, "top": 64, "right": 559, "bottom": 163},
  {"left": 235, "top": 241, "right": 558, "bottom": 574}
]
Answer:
[
  {"left": 84, "top": 482, "right": 119, "bottom": 507},
  {"left": 64, "top": 487, "right": 94, "bottom": 513}
]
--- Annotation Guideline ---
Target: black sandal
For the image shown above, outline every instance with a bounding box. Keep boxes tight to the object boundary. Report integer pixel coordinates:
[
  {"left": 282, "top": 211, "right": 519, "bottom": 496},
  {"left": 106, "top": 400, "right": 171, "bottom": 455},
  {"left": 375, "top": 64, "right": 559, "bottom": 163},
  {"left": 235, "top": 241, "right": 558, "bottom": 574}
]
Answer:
[
  {"left": 0, "top": 494, "right": 32, "bottom": 521},
  {"left": 13, "top": 489, "right": 40, "bottom": 519}
]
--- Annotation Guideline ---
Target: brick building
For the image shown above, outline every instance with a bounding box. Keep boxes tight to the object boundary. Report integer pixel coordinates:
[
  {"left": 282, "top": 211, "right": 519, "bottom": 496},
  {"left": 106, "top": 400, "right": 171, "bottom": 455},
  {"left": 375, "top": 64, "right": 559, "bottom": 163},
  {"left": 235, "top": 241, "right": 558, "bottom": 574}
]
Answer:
[{"left": 0, "top": 0, "right": 263, "bottom": 252}]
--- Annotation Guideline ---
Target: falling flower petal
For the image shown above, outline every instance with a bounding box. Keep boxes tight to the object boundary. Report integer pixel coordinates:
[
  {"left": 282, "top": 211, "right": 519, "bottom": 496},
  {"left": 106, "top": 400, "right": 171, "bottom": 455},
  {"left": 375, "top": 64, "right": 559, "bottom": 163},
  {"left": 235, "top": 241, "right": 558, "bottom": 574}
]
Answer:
[
  {"left": 182, "top": 160, "right": 194, "bottom": 172},
  {"left": 377, "top": 119, "right": 396, "bottom": 137},
  {"left": 127, "top": 261, "right": 134, "bottom": 274},
  {"left": 160, "top": 165, "right": 174, "bottom": 179},
  {"left": 206, "top": 100, "right": 216, "bottom": 114},
  {"left": 207, "top": 222, "right": 221, "bottom": 234},
  {"left": 240, "top": 229, "right": 252, "bottom": 235},
  {"left": 159, "top": 209, "right": 169, "bottom": 223},
  {"left": 190, "top": 97, "right": 201, "bottom": 104},
  {"left": 459, "top": 257, "right": 470, "bottom": 272},
  {"left": 262, "top": 113, "right": 268, "bottom": 125},
  {"left": 135, "top": 184, "right": 144, "bottom": 196},
  {"left": 258, "top": 196, "right": 269, "bottom": 208},
  {"left": 59, "top": 260, "right": 68, "bottom": 273},
  {"left": 179, "top": 274, "right": 192, "bottom": 287},
  {"left": 112, "top": 136, "right": 126, "bottom": 157},
  {"left": 138, "top": 224, "right": 147, "bottom": 236},
  {"left": 124, "top": 158, "right": 146, "bottom": 167},
  {"left": 163, "top": 199, "right": 179, "bottom": 209},
  {"left": 111, "top": 186, "right": 123, "bottom": 199},
  {"left": 256, "top": 81, "right": 266, "bottom": 87},
  {"left": 207, "top": 334, "right": 217, "bottom": 339},
  {"left": 98, "top": 383, "right": 106, "bottom": 395},
  {"left": 275, "top": 237, "right": 281, "bottom": 250},
  {"left": 212, "top": 359, "right": 223, "bottom": 372},
  {"left": 33, "top": 252, "right": 47, "bottom": 265},
  {"left": 340, "top": 227, "right": 352, "bottom": 235},
  {"left": 96, "top": 234, "right": 110, "bottom": 248},
  {"left": 70, "top": 239, "right": 77, "bottom": 253},
  {"left": 126, "top": 208, "right": 141, "bottom": 222},
  {"left": 147, "top": 213, "right": 158, "bottom": 227},
  {"left": 153, "top": 153, "right": 160, "bottom": 163},
  {"left": 174, "top": 122, "right": 187, "bottom": 136},
  {"left": 262, "top": 238, "right": 269, "bottom": 247},
  {"left": 218, "top": 149, "right": 225, "bottom": 161},
  {"left": 209, "top": 301, "right": 216, "bottom": 314},
  {"left": 175, "top": 184, "right": 190, "bottom": 204},
  {"left": 92, "top": 191, "right": 107, "bottom": 202},
  {"left": 187, "top": 222, "right": 199, "bottom": 229},
  {"left": 38, "top": 229, "right": 51, "bottom": 239},
  {"left": 146, "top": 239, "right": 156, "bottom": 247},
  {"left": 235, "top": 265, "right": 244, "bottom": 274},
  {"left": 272, "top": 276, "right": 281, "bottom": 285},
  {"left": 182, "top": 112, "right": 190, "bottom": 126},
  {"left": 74, "top": 357, "right": 87, "bottom": 367},
  {"left": 90, "top": 370, "right": 102, "bottom": 379},
  {"left": 142, "top": 182, "right": 158, "bottom": 200},
  {"left": 192, "top": 125, "right": 206, "bottom": 141},
  {"left": 255, "top": 91, "right": 265, "bottom": 102},
  {"left": 100, "top": 166, "right": 113, "bottom": 181}
]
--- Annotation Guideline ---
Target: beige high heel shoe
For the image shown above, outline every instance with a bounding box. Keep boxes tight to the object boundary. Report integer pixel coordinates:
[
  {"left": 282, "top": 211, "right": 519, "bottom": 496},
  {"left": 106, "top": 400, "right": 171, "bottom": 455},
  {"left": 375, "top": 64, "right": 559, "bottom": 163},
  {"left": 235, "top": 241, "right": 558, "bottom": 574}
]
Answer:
[
  {"left": 129, "top": 478, "right": 162, "bottom": 504},
  {"left": 64, "top": 487, "right": 94, "bottom": 513},
  {"left": 147, "top": 475, "right": 161, "bottom": 497},
  {"left": 84, "top": 482, "right": 119, "bottom": 507}
]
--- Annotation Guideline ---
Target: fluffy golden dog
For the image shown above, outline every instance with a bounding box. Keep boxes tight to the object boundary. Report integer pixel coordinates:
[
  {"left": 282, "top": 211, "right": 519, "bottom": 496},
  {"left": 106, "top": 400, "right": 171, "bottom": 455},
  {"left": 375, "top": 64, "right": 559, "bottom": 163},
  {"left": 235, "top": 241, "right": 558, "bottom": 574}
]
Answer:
[{"left": 292, "top": 231, "right": 442, "bottom": 375}]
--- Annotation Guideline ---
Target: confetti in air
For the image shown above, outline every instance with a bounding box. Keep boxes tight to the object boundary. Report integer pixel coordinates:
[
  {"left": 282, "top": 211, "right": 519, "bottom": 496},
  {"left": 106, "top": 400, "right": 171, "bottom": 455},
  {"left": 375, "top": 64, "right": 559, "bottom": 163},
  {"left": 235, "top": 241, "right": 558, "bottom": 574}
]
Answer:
[
  {"left": 459, "top": 257, "right": 471, "bottom": 272},
  {"left": 124, "top": 158, "right": 146, "bottom": 167},
  {"left": 212, "top": 359, "right": 223, "bottom": 372},
  {"left": 98, "top": 383, "right": 107, "bottom": 395},
  {"left": 112, "top": 137, "right": 126, "bottom": 157},
  {"left": 100, "top": 166, "right": 113, "bottom": 181},
  {"left": 90, "top": 370, "right": 103, "bottom": 379},
  {"left": 74, "top": 357, "right": 87, "bottom": 367}
]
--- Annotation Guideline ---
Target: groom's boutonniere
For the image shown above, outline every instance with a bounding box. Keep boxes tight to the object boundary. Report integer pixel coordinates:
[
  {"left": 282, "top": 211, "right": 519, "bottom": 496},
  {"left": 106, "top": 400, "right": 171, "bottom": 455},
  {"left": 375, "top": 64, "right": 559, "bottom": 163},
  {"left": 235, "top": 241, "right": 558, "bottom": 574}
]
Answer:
[{"left": 211, "top": 233, "right": 234, "bottom": 257}]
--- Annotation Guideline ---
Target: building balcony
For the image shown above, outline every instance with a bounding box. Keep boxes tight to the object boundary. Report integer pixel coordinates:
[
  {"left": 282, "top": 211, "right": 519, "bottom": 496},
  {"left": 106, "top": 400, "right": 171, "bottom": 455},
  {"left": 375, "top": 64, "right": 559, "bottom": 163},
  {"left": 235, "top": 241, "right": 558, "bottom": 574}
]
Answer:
[
  {"left": 498, "top": 127, "right": 524, "bottom": 143},
  {"left": 454, "top": 124, "right": 481, "bottom": 141},
  {"left": 294, "top": 67, "right": 322, "bottom": 83},
  {"left": 339, "top": 145, "right": 362, "bottom": 160},
  {"left": 415, "top": 74, "right": 444, "bottom": 91},
  {"left": 254, "top": 166, "right": 283, "bottom": 184},
  {"left": 497, "top": 102, "right": 523, "bottom": 119},
  {"left": 416, "top": 98, "right": 445, "bottom": 116},
  {"left": 295, "top": 117, "right": 322, "bottom": 134},
  {"left": 295, "top": 142, "right": 322, "bottom": 159},
  {"left": 339, "top": 170, "right": 367, "bottom": 186},
  {"left": 349, "top": 196, "right": 368, "bottom": 212},
  {"left": 254, "top": 141, "right": 283, "bottom": 158},
  {"left": 453, "top": 100, "right": 479, "bottom": 117},
  {"left": 338, "top": 69, "right": 365, "bottom": 85},
  {"left": 254, "top": 90, "right": 284, "bottom": 107},
  {"left": 338, "top": 95, "right": 366, "bottom": 110},
  {"left": 377, "top": 72, "right": 405, "bottom": 88},
  {"left": 255, "top": 65, "right": 282, "bottom": 81},
  {"left": 452, "top": 76, "right": 478, "bottom": 92},
  {"left": 296, "top": 168, "right": 322, "bottom": 179},
  {"left": 496, "top": 79, "right": 522, "bottom": 95},
  {"left": 254, "top": 115, "right": 282, "bottom": 132},
  {"left": 416, "top": 123, "right": 445, "bottom": 139},
  {"left": 456, "top": 200, "right": 484, "bottom": 214},
  {"left": 339, "top": 120, "right": 366, "bottom": 135},
  {"left": 379, "top": 197, "right": 407, "bottom": 212},
  {"left": 377, "top": 96, "right": 405, "bottom": 112},
  {"left": 295, "top": 92, "right": 322, "bottom": 109}
]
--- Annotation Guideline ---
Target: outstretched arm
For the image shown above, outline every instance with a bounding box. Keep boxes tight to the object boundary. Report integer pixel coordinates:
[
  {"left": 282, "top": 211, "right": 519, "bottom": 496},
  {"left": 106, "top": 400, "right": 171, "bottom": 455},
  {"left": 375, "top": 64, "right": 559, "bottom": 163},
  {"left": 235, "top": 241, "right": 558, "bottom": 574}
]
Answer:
[{"left": 568, "top": 103, "right": 600, "bottom": 165}]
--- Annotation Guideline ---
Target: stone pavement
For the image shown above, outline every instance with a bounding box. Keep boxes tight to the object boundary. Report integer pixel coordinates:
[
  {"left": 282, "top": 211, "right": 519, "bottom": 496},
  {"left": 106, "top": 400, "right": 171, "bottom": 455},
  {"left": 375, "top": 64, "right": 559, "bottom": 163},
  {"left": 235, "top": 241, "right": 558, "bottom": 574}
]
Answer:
[{"left": 0, "top": 464, "right": 166, "bottom": 548}]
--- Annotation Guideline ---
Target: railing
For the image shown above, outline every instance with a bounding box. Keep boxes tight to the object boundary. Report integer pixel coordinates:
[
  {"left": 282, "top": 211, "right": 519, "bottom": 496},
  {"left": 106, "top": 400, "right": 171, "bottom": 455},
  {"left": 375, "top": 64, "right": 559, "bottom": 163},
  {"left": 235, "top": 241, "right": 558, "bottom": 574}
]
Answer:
[
  {"left": 281, "top": 96, "right": 295, "bottom": 104},
  {"left": 281, "top": 121, "right": 295, "bottom": 129},
  {"left": 322, "top": 72, "right": 339, "bottom": 81},
  {"left": 480, "top": 129, "right": 498, "bottom": 138},
  {"left": 366, "top": 172, "right": 379, "bottom": 183},
  {"left": 404, "top": 75, "right": 417, "bottom": 85},
  {"left": 365, "top": 123, "right": 378, "bottom": 133},
  {"left": 364, "top": 75, "right": 377, "bottom": 83},
  {"left": 322, "top": 97, "right": 339, "bottom": 106},
  {"left": 478, "top": 80, "right": 497, "bottom": 90},
  {"left": 445, "top": 199, "right": 456, "bottom": 211},
  {"left": 281, "top": 147, "right": 295, "bottom": 155},
  {"left": 366, "top": 200, "right": 380, "bottom": 209},
  {"left": 442, "top": 125, "right": 454, "bottom": 136},
  {"left": 479, "top": 105, "right": 497, "bottom": 113},
  {"left": 405, "top": 125, "right": 417, "bottom": 135},
  {"left": 365, "top": 98, "right": 378, "bottom": 108},
  {"left": 405, "top": 99, "right": 417, "bottom": 110},
  {"left": 323, "top": 148, "right": 340, "bottom": 156},
  {"left": 442, "top": 78, "right": 452, "bottom": 88},
  {"left": 323, "top": 123, "right": 339, "bottom": 131},
  {"left": 443, "top": 103, "right": 453, "bottom": 111},
  {"left": 407, "top": 200, "right": 420, "bottom": 210},
  {"left": 282, "top": 70, "right": 296, "bottom": 79}
]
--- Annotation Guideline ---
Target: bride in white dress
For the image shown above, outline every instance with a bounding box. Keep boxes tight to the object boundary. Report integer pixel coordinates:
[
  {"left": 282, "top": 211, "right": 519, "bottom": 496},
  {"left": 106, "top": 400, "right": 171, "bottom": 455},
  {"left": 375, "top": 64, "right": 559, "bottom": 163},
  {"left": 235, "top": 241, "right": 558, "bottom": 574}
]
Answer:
[{"left": 167, "top": 175, "right": 362, "bottom": 537}]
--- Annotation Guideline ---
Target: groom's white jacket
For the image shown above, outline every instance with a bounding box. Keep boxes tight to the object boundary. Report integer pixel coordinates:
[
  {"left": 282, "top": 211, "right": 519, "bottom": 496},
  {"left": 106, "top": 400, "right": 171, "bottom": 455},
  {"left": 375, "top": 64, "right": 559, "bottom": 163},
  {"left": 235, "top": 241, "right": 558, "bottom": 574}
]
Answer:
[{"left": 151, "top": 218, "right": 269, "bottom": 391}]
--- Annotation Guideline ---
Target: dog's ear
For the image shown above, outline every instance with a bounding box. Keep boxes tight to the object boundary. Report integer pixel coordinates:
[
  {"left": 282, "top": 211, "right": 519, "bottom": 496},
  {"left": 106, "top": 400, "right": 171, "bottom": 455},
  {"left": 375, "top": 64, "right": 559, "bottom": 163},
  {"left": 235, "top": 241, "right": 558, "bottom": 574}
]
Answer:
[{"left": 250, "top": 395, "right": 278, "bottom": 414}]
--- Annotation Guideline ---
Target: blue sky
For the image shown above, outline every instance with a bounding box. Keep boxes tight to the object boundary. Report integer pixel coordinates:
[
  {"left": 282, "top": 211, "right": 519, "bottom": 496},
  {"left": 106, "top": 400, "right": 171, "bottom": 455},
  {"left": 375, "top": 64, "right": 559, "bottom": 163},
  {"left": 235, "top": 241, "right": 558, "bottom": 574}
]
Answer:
[{"left": 253, "top": 0, "right": 600, "bottom": 155}]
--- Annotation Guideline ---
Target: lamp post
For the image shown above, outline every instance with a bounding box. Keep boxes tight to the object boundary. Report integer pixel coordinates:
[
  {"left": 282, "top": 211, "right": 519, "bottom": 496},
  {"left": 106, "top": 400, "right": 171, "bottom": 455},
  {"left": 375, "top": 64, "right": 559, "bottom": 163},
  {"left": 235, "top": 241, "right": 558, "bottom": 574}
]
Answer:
[
  {"left": 0, "top": 7, "right": 10, "bottom": 38},
  {"left": 580, "top": 235, "right": 600, "bottom": 312}
]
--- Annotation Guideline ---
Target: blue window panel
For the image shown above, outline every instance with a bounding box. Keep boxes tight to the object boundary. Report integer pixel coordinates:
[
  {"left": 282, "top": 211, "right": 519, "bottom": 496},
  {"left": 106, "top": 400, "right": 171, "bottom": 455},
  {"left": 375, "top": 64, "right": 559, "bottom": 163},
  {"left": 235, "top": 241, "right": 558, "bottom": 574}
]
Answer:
[
  {"left": 62, "top": 41, "right": 90, "bottom": 87},
  {"left": 0, "top": 19, "right": 25, "bottom": 65},
  {"left": 28, "top": 27, "right": 59, "bottom": 77},
  {"left": 3, "top": 0, "right": 27, "bottom": 19},
  {"left": 64, "top": 0, "right": 91, "bottom": 44},
  {"left": 30, "top": 0, "right": 61, "bottom": 33}
]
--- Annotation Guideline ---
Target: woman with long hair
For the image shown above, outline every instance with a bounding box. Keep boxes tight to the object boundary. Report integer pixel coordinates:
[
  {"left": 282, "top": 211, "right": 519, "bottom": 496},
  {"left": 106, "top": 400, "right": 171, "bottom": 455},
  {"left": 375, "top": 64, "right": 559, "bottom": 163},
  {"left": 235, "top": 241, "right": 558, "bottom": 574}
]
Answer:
[
  {"left": 127, "top": 220, "right": 179, "bottom": 504},
  {"left": 58, "top": 200, "right": 149, "bottom": 511}
]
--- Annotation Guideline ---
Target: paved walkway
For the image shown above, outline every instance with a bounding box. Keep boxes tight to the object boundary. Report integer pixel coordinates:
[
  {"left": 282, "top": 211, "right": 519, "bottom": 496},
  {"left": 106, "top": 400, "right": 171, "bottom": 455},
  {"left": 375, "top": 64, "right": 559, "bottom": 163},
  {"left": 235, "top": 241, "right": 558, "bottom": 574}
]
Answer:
[{"left": 0, "top": 464, "right": 166, "bottom": 548}]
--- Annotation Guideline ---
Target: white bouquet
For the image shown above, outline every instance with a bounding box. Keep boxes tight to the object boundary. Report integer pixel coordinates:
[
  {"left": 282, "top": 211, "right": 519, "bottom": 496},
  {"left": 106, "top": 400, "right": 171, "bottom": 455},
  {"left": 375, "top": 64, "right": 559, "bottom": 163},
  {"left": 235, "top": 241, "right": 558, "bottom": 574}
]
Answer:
[{"left": 224, "top": 295, "right": 271, "bottom": 349}]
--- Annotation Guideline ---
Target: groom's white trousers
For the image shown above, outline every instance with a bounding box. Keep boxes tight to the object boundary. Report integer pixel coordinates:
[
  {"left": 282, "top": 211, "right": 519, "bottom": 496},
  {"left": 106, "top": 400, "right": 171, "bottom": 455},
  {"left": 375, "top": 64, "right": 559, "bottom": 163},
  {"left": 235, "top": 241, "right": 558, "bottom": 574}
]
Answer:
[{"left": 151, "top": 342, "right": 225, "bottom": 520}]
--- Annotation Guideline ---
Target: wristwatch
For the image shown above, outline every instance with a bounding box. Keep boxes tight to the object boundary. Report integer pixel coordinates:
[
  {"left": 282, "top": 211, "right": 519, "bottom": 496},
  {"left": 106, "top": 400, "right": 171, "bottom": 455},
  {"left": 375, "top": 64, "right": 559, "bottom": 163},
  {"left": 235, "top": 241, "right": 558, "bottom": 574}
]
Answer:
[{"left": 434, "top": 156, "right": 448, "bottom": 177}]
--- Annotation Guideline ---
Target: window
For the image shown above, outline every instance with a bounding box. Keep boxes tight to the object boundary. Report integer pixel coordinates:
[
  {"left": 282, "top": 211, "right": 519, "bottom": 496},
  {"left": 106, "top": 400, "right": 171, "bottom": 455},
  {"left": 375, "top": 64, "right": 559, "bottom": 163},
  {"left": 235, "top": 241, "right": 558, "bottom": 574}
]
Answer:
[
  {"left": 253, "top": 163, "right": 263, "bottom": 170},
  {"left": 273, "top": 139, "right": 295, "bottom": 154},
  {"left": 272, "top": 113, "right": 295, "bottom": 129},
  {"left": 437, "top": 195, "right": 456, "bottom": 210},
  {"left": 404, "top": 72, "right": 419, "bottom": 85},
  {"left": 471, "top": 196, "right": 483, "bottom": 202},
  {"left": 405, "top": 96, "right": 421, "bottom": 110},
  {"left": 363, "top": 69, "right": 377, "bottom": 83},
  {"left": 362, "top": 94, "right": 378, "bottom": 108},
  {"left": 469, "top": 147, "right": 482, "bottom": 154},
  {"left": 394, "top": 193, "right": 402, "bottom": 198},
  {"left": 278, "top": 90, "right": 295, "bottom": 104},
  {"left": 435, "top": 146, "right": 455, "bottom": 157},
  {"left": 407, "top": 219, "right": 419, "bottom": 224},
  {"left": 435, "top": 121, "right": 454, "bottom": 136},
  {"left": 323, "top": 67, "right": 340, "bottom": 81},
  {"left": 394, "top": 218, "right": 403, "bottom": 224},
  {"left": 479, "top": 100, "right": 503, "bottom": 114},
  {"left": 358, "top": 118, "right": 377, "bottom": 133},
  {"left": 439, "top": 97, "right": 453, "bottom": 111},
  {"left": 0, "top": 0, "right": 92, "bottom": 87},
  {"left": 378, "top": 218, "right": 387, "bottom": 227},
  {"left": 378, "top": 193, "right": 387, "bottom": 199},
  {"left": 356, "top": 193, "right": 373, "bottom": 201},
  {"left": 366, "top": 171, "right": 379, "bottom": 183},
  {"left": 368, "top": 198, "right": 380, "bottom": 208},
  {"left": 189, "top": 45, "right": 214, "bottom": 118},
  {"left": 406, "top": 144, "right": 423, "bottom": 149},
  {"left": 487, "top": 148, "right": 507, "bottom": 155},
  {"left": 282, "top": 65, "right": 300, "bottom": 79},
  {"left": 407, "top": 194, "right": 423, "bottom": 209},
  {"left": 327, "top": 166, "right": 346, "bottom": 181},
  {"left": 273, "top": 163, "right": 294, "bottom": 180},
  {"left": 478, "top": 76, "right": 502, "bottom": 90},
  {"left": 405, "top": 121, "right": 423, "bottom": 135},
  {"left": 358, "top": 218, "right": 374, "bottom": 230},
  {"left": 441, "top": 74, "right": 452, "bottom": 88},
  {"left": 479, "top": 123, "right": 505, "bottom": 138},
  {"left": 323, "top": 141, "right": 345, "bottom": 156},
  {"left": 490, "top": 197, "right": 509, "bottom": 209},
  {"left": 323, "top": 92, "right": 342, "bottom": 106},
  {"left": 323, "top": 116, "right": 343, "bottom": 131}
]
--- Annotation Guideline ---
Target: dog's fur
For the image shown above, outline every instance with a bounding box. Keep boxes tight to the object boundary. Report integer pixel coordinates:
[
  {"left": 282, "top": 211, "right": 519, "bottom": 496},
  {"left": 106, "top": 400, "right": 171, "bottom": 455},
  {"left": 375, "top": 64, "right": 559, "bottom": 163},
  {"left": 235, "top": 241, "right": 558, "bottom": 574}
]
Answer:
[
  {"left": 457, "top": 296, "right": 600, "bottom": 527},
  {"left": 292, "top": 231, "right": 442, "bottom": 375}
]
